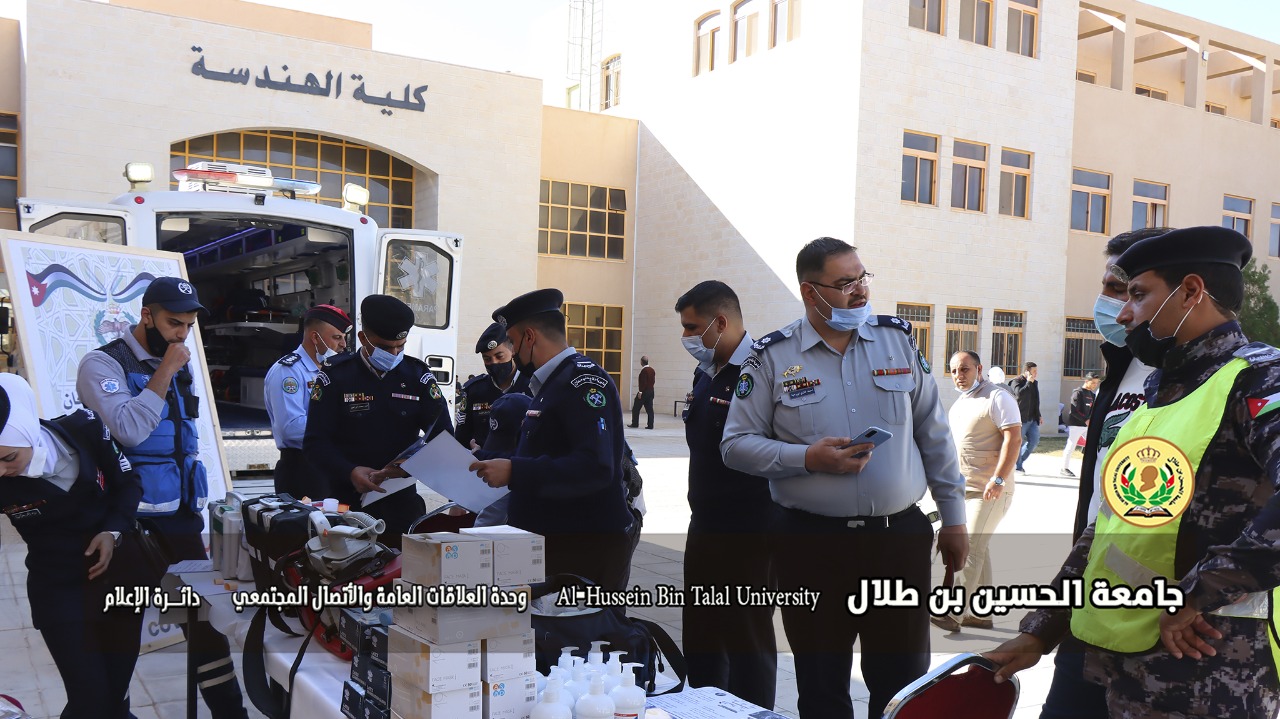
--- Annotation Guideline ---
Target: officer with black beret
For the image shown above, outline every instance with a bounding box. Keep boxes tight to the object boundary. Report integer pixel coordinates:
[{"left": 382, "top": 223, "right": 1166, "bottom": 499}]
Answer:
[
  {"left": 455, "top": 322, "right": 532, "bottom": 450},
  {"left": 303, "top": 294, "right": 453, "bottom": 549},
  {"left": 469, "top": 288, "right": 634, "bottom": 591}
]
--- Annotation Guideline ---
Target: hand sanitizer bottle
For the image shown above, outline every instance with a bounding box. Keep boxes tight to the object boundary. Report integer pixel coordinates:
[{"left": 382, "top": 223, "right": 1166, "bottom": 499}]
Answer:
[
  {"left": 532, "top": 678, "right": 573, "bottom": 719},
  {"left": 575, "top": 674, "right": 615, "bottom": 719},
  {"left": 610, "top": 663, "right": 646, "bottom": 719}
]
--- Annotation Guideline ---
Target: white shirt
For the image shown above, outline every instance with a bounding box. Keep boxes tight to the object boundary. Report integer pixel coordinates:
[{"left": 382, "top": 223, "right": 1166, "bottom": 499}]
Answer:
[{"left": 1088, "top": 358, "right": 1153, "bottom": 522}]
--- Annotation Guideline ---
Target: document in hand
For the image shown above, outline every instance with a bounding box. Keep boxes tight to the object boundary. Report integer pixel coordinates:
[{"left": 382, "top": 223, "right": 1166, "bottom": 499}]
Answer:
[{"left": 396, "top": 432, "right": 510, "bottom": 513}]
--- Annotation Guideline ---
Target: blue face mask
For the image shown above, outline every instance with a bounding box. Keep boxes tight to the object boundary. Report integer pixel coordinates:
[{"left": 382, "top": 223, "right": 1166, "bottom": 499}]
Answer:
[
  {"left": 1092, "top": 294, "right": 1128, "bottom": 347},
  {"left": 367, "top": 345, "right": 403, "bottom": 372},
  {"left": 682, "top": 317, "right": 723, "bottom": 374},
  {"left": 811, "top": 285, "right": 871, "bottom": 332}
]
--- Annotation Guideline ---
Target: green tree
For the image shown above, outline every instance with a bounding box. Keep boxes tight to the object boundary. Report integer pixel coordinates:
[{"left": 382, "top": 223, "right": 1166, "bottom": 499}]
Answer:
[{"left": 1239, "top": 259, "right": 1280, "bottom": 346}]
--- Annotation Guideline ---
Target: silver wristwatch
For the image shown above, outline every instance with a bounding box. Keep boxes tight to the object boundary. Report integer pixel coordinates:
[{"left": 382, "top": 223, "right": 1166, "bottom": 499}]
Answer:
[{"left": 991, "top": 476, "right": 1006, "bottom": 486}]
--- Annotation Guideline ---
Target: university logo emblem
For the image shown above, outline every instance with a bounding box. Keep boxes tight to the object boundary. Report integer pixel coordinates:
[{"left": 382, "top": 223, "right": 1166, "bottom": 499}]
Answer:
[{"left": 1102, "top": 437, "right": 1194, "bottom": 527}]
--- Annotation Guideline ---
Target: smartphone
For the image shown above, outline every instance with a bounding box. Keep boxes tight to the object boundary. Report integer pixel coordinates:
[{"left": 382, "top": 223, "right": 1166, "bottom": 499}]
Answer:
[{"left": 841, "top": 426, "right": 893, "bottom": 457}]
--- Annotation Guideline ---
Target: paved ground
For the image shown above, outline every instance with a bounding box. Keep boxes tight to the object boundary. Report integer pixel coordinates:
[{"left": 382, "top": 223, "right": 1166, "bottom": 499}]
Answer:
[{"left": 0, "top": 411, "right": 1088, "bottom": 718}]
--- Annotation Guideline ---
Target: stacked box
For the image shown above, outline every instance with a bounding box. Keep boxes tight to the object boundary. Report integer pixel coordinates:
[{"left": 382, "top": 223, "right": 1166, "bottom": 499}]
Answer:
[
  {"left": 386, "top": 625, "right": 481, "bottom": 694},
  {"left": 480, "top": 631, "right": 536, "bottom": 682},
  {"left": 341, "top": 681, "right": 365, "bottom": 719},
  {"left": 401, "top": 532, "right": 493, "bottom": 586},
  {"left": 391, "top": 684, "right": 483, "bottom": 718},
  {"left": 392, "top": 579, "right": 531, "bottom": 645},
  {"left": 459, "top": 526, "right": 545, "bottom": 585},
  {"left": 482, "top": 675, "right": 537, "bottom": 719}
]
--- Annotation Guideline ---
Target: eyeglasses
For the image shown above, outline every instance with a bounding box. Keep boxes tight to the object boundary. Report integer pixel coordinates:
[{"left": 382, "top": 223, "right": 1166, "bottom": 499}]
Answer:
[{"left": 809, "top": 273, "right": 875, "bottom": 295}]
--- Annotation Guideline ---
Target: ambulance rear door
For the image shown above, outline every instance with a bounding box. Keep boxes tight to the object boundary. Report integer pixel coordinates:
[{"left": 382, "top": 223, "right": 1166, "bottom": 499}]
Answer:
[
  {"left": 17, "top": 198, "right": 139, "bottom": 246},
  {"left": 373, "top": 230, "right": 462, "bottom": 404}
]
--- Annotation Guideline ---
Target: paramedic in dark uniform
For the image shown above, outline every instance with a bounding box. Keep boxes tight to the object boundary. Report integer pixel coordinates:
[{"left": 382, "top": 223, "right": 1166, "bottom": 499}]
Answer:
[
  {"left": 0, "top": 373, "right": 147, "bottom": 719},
  {"left": 456, "top": 322, "right": 531, "bottom": 450},
  {"left": 674, "top": 280, "right": 778, "bottom": 709},
  {"left": 75, "top": 276, "right": 249, "bottom": 719},
  {"left": 721, "top": 238, "right": 968, "bottom": 719},
  {"left": 264, "top": 304, "right": 351, "bottom": 498},
  {"left": 303, "top": 294, "right": 452, "bottom": 549},
  {"left": 469, "top": 288, "right": 634, "bottom": 591}
]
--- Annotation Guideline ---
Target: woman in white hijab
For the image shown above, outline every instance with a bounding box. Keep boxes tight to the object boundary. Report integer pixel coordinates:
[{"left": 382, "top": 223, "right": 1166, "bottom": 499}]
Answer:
[{"left": 0, "top": 373, "right": 148, "bottom": 719}]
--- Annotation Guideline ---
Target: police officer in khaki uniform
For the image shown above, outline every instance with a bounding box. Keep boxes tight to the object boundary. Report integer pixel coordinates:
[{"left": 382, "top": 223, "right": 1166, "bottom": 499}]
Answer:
[
  {"left": 721, "top": 237, "right": 968, "bottom": 719},
  {"left": 986, "top": 226, "right": 1280, "bottom": 719}
]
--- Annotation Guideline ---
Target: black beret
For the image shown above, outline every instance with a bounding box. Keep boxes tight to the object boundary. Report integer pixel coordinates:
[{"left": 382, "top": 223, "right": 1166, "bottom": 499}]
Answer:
[
  {"left": 481, "top": 393, "right": 533, "bottom": 454},
  {"left": 475, "top": 323, "right": 509, "bottom": 354},
  {"left": 492, "top": 288, "right": 564, "bottom": 329},
  {"left": 304, "top": 304, "right": 352, "bottom": 332},
  {"left": 1111, "top": 226, "right": 1252, "bottom": 284},
  {"left": 360, "top": 294, "right": 415, "bottom": 340}
]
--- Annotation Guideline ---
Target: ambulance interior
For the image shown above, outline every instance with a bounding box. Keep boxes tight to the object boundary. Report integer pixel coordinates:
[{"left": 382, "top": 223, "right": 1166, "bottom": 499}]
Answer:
[{"left": 155, "top": 212, "right": 354, "bottom": 431}]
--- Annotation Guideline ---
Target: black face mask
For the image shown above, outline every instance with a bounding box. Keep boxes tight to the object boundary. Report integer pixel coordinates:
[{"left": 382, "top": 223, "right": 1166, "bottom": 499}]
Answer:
[
  {"left": 144, "top": 324, "right": 171, "bottom": 358},
  {"left": 512, "top": 334, "right": 537, "bottom": 377},
  {"left": 1123, "top": 288, "right": 1200, "bottom": 368},
  {"left": 488, "top": 359, "right": 515, "bottom": 384}
]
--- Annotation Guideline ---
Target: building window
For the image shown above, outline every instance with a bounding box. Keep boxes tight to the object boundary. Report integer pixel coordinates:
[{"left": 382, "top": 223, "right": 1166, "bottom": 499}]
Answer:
[
  {"left": 908, "top": 0, "right": 944, "bottom": 35},
  {"left": 732, "top": 0, "right": 760, "bottom": 61},
  {"left": 1205, "top": 102, "right": 1227, "bottom": 116},
  {"left": 1131, "top": 180, "right": 1168, "bottom": 230},
  {"left": 1076, "top": 70, "right": 1097, "bottom": 84},
  {"left": 951, "top": 140, "right": 987, "bottom": 213},
  {"left": 991, "top": 311, "right": 1024, "bottom": 376},
  {"left": 1063, "top": 317, "right": 1104, "bottom": 378},
  {"left": 539, "top": 179, "right": 626, "bottom": 260},
  {"left": 1007, "top": 0, "right": 1038, "bottom": 58},
  {"left": 0, "top": 114, "right": 17, "bottom": 215},
  {"left": 1270, "top": 204, "right": 1280, "bottom": 257},
  {"left": 770, "top": 0, "right": 799, "bottom": 46},
  {"left": 901, "top": 131, "right": 939, "bottom": 206},
  {"left": 601, "top": 55, "right": 621, "bottom": 110},
  {"left": 170, "top": 130, "right": 415, "bottom": 228},
  {"left": 1135, "top": 85, "right": 1168, "bottom": 101},
  {"left": 1223, "top": 195, "right": 1253, "bottom": 238},
  {"left": 960, "top": 0, "right": 992, "bottom": 47},
  {"left": 944, "top": 307, "right": 980, "bottom": 371},
  {"left": 999, "top": 148, "right": 1032, "bottom": 219},
  {"left": 563, "top": 303, "right": 624, "bottom": 387},
  {"left": 1271, "top": 118, "right": 1280, "bottom": 129},
  {"left": 696, "top": 12, "right": 722, "bottom": 75},
  {"left": 896, "top": 303, "right": 932, "bottom": 359},
  {"left": 1071, "top": 168, "right": 1111, "bottom": 234}
]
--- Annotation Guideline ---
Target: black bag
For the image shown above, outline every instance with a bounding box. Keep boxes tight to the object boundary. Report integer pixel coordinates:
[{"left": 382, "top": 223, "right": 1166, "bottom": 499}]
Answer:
[
  {"left": 241, "top": 493, "right": 317, "bottom": 592},
  {"left": 131, "top": 521, "right": 171, "bottom": 580},
  {"left": 529, "top": 574, "right": 685, "bottom": 696}
]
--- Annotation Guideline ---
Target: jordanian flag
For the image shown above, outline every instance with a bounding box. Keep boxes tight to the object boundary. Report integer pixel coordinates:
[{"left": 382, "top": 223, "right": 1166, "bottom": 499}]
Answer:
[
  {"left": 1248, "top": 391, "right": 1280, "bottom": 419},
  {"left": 26, "top": 264, "right": 107, "bottom": 308}
]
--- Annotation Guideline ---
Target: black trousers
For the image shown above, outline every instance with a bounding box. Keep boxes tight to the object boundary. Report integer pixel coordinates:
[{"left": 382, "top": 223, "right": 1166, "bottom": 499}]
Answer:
[
  {"left": 683, "top": 530, "right": 778, "bottom": 709},
  {"left": 1040, "top": 633, "right": 1108, "bottom": 719},
  {"left": 544, "top": 532, "right": 633, "bottom": 592},
  {"left": 362, "top": 486, "right": 427, "bottom": 551},
  {"left": 272, "top": 448, "right": 308, "bottom": 499},
  {"left": 776, "top": 506, "right": 933, "bottom": 719},
  {"left": 631, "top": 391, "right": 655, "bottom": 428},
  {"left": 40, "top": 611, "right": 143, "bottom": 719}
]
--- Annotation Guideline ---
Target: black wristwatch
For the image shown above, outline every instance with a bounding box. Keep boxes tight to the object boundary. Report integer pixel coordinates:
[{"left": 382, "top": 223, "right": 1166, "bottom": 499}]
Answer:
[{"left": 991, "top": 476, "right": 1006, "bottom": 486}]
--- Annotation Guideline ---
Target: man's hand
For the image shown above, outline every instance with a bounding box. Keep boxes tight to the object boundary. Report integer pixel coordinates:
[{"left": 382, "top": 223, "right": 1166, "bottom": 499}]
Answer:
[
  {"left": 804, "top": 437, "right": 873, "bottom": 474},
  {"left": 86, "top": 532, "right": 115, "bottom": 580},
  {"left": 469, "top": 439, "right": 481, "bottom": 451},
  {"left": 937, "top": 524, "right": 969, "bottom": 572},
  {"left": 1038, "top": 417, "right": 1044, "bottom": 426},
  {"left": 157, "top": 342, "right": 192, "bottom": 374},
  {"left": 983, "top": 633, "right": 1046, "bottom": 684},
  {"left": 982, "top": 480, "right": 1004, "bottom": 501},
  {"left": 469, "top": 459, "right": 512, "bottom": 488},
  {"left": 372, "top": 462, "right": 409, "bottom": 481},
  {"left": 1158, "top": 605, "right": 1221, "bottom": 659},
  {"left": 350, "top": 466, "right": 386, "bottom": 494}
]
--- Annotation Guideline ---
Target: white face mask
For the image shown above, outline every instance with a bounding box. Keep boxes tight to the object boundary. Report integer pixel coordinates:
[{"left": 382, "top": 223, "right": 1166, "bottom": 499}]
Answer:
[
  {"left": 681, "top": 317, "right": 723, "bottom": 373},
  {"left": 313, "top": 332, "right": 340, "bottom": 363}
]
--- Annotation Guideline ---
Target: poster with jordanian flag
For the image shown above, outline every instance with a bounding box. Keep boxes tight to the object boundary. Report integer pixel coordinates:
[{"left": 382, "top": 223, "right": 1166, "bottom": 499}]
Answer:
[{"left": 1248, "top": 392, "right": 1280, "bottom": 419}]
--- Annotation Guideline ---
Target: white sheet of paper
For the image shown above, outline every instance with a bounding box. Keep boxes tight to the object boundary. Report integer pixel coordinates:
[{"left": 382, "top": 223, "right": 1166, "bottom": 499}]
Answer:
[
  {"left": 360, "top": 476, "right": 418, "bottom": 507},
  {"left": 167, "top": 559, "right": 214, "bottom": 573},
  {"left": 397, "top": 432, "right": 508, "bottom": 513}
]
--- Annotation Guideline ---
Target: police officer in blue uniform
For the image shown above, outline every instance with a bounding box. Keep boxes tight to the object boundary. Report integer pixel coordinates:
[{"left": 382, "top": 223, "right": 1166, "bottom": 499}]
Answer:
[
  {"left": 76, "top": 276, "right": 249, "bottom": 719},
  {"left": 471, "top": 391, "right": 535, "bottom": 527},
  {"left": 674, "top": 280, "right": 778, "bottom": 709},
  {"left": 303, "top": 294, "right": 453, "bottom": 550},
  {"left": 264, "top": 304, "right": 352, "bottom": 498},
  {"left": 470, "top": 289, "right": 634, "bottom": 591},
  {"left": 456, "top": 322, "right": 531, "bottom": 450},
  {"left": 0, "top": 374, "right": 147, "bottom": 719}
]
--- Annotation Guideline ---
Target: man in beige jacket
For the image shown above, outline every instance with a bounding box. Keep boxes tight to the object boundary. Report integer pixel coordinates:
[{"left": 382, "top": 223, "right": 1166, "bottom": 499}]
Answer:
[{"left": 934, "top": 350, "right": 1022, "bottom": 631}]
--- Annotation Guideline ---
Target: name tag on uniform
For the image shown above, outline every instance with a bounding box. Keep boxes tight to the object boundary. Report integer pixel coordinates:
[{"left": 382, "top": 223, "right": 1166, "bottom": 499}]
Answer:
[
  {"left": 347, "top": 402, "right": 372, "bottom": 413},
  {"left": 526, "top": 410, "right": 542, "bottom": 418},
  {"left": 3, "top": 499, "right": 46, "bottom": 520},
  {"left": 344, "top": 393, "right": 374, "bottom": 403},
  {"left": 871, "top": 368, "right": 912, "bottom": 376},
  {"left": 391, "top": 393, "right": 419, "bottom": 401}
]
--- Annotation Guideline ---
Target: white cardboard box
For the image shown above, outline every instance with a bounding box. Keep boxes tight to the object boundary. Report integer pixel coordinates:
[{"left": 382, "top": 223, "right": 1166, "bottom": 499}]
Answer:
[
  {"left": 480, "top": 631, "right": 536, "bottom": 682},
  {"left": 402, "top": 532, "right": 493, "bottom": 586},
  {"left": 392, "top": 579, "right": 532, "bottom": 645},
  {"left": 483, "top": 674, "right": 537, "bottom": 719},
  {"left": 386, "top": 625, "right": 481, "bottom": 694},
  {"left": 391, "top": 684, "right": 483, "bottom": 719},
  {"left": 460, "top": 525, "right": 545, "bottom": 585}
]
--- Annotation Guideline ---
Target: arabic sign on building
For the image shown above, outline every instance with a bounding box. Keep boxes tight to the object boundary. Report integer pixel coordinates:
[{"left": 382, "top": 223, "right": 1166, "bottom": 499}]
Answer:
[{"left": 190, "top": 47, "right": 428, "bottom": 116}]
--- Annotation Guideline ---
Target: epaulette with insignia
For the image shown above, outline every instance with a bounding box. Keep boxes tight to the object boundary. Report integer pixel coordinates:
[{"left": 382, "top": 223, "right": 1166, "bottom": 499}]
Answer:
[
  {"left": 871, "top": 315, "right": 913, "bottom": 335},
  {"left": 751, "top": 330, "right": 788, "bottom": 353},
  {"left": 1235, "top": 342, "right": 1280, "bottom": 366},
  {"left": 278, "top": 353, "right": 301, "bottom": 367}
]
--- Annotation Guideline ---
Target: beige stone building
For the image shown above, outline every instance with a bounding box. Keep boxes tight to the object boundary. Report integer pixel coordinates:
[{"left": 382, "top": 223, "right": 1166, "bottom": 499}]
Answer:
[{"left": 0, "top": 0, "right": 1277, "bottom": 415}]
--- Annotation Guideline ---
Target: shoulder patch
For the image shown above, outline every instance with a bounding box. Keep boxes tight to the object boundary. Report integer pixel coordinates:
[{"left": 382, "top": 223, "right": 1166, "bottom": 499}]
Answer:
[
  {"left": 571, "top": 374, "right": 609, "bottom": 389},
  {"left": 742, "top": 355, "right": 762, "bottom": 370},
  {"left": 918, "top": 350, "right": 932, "bottom": 375},
  {"left": 429, "top": 383, "right": 442, "bottom": 401},
  {"left": 420, "top": 371, "right": 437, "bottom": 385},
  {"left": 576, "top": 361, "right": 596, "bottom": 369},
  {"left": 282, "top": 377, "right": 300, "bottom": 395},
  {"left": 314, "top": 371, "right": 331, "bottom": 387},
  {"left": 735, "top": 373, "right": 754, "bottom": 398},
  {"left": 583, "top": 386, "right": 608, "bottom": 409},
  {"left": 99, "top": 378, "right": 121, "bottom": 394},
  {"left": 278, "top": 353, "right": 301, "bottom": 367},
  {"left": 751, "top": 330, "right": 787, "bottom": 353},
  {"left": 1234, "top": 342, "right": 1280, "bottom": 366},
  {"left": 872, "top": 315, "right": 913, "bottom": 334}
]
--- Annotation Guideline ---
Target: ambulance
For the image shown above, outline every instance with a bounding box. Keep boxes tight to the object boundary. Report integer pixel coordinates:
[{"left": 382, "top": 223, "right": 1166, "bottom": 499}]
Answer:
[{"left": 14, "top": 161, "right": 462, "bottom": 478}]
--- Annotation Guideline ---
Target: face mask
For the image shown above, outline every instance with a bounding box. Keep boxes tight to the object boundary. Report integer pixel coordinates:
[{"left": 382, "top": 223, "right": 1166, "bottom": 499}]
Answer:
[
  {"left": 682, "top": 317, "right": 724, "bottom": 371},
  {"left": 1124, "top": 288, "right": 1201, "bottom": 368},
  {"left": 313, "top": 333, "right": 340, "bottom": 364},
  {"left": 367, "top": 345, "right": 404, "bottom": 372},
  {"left": 144, "top": 322, "right": 171, "bottom": 358},
  {"left": 488, "top": 359, "right": 515, "bottom": 384},
  {"left": 810, "top": 285, "right": 871, "bottom": 332},
  {"left": 955, "top": 375, "right": 983, "bottom": 394},
  {"left": 513, "top": 333, "right": 537, "bottom": 376},
  {"left": 1092, "top": 294, "right": 1128, "bottom": 347}
]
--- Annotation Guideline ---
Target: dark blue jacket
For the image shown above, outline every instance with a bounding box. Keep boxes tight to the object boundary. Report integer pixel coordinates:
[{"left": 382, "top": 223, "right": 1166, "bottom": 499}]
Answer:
[{"left": 455, "top": 370, "right": 532, "bottom": 450}]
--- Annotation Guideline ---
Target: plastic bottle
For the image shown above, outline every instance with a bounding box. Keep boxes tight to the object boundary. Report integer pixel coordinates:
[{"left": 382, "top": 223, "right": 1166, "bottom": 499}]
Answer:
[
  {"left": 536, "top": 669, "right": 548, "bottom": 695},
  {"left": 532, "top": 678, "right": 573, "bottom": 719},
  {"left": 610, "top": 663, "right": 645, "bottom": 719},
  {"left": 574, "top": 674, "right": 615, "bottom": 719},
  {"left": 558, "top": 647, "right": 580, "bottom": 674},
  {"left": 564, "top": 658, "right": 590, "bottom": 702},
  {"left": 587, "top": 641, "right": 608, "bottom": 671},
  {"left": 604, "top": 651, "right": 626, "bottom": 694}
]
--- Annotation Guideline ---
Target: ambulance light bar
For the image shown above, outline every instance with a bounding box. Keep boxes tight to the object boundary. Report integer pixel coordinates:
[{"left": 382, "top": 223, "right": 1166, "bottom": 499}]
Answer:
[{"left": 172, "top": 166, "right": 321, "bottom": 196}]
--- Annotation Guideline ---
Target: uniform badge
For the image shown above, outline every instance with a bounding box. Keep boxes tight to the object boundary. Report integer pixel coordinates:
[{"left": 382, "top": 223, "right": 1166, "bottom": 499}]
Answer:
[
  {"left": 584, "top": 387, "right": 607, "bottom": 408},
  {"left": 100, "top": 378, "right": 121, "bottom": 394},
  {"left": 310, "top": 385, "right": 323, "bottom": 401},
  {"left": 177, "top": 281, "right": 194, "bottom": 295},
  {"left": 282, "top": 377, "right": 299, "bottom": 395},
  {"left": 783, "top": 365, "right": 802, "bottom": 378},
  {"left": 489, "top": 417, "right": 499, "bottom": 431},
  {"left": 1101, "top": 438, "right": 1194, "bottom": 527},
  {"left": 735, "top": 373, "right": 754, "bottom": 398},
  {"left": 918, "top": 351, "right": 932, "bottom": 375},
  {"left": 429, "top": 384, "right": 442, "bottom": 401}
]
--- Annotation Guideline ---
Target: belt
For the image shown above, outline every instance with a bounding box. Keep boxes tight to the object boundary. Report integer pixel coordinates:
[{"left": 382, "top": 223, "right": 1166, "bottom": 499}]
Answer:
[
  {"left": 277, "top": 447, "right": 303, "bottom": 457},
  {"left": 782, "top": 504, "right": 922, "bottom": 530}
]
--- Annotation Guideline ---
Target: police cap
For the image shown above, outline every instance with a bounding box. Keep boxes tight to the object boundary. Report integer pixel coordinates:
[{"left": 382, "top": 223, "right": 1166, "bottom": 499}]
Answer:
[
  {"left": 492, "top": 288, "right": 564, "bottom": 329},
  {"left": 304, "top": 304, "right": 352, "bottom": 333},
  {"left": 142, "top": 276, "right": 208, "bottom": 314},
  {"left": 481, "top": 393, "right": 533, "bottom": 454},
  {"left": 475, "top": 323, "right": 509, "bottom": 354},
  {"left": 360, "top": 294, "right": 415, "bottom": 340},
  {"left": 1110, "top": 226, "right": 1252, "bottom": 284}
]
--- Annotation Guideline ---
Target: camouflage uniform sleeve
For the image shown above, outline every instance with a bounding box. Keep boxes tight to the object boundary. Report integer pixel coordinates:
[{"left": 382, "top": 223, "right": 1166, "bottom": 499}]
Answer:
[{"left": 1018, "top": 522, "right": 1095, "bottom": 649}]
